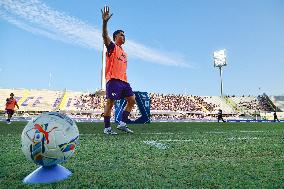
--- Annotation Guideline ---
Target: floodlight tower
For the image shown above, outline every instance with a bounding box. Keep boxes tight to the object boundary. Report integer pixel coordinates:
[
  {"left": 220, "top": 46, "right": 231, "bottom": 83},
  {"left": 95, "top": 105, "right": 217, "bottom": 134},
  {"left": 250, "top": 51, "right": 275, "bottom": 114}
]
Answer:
[
  {"left": 48, "top": 72, "right": 52, "bottom": 89},
  {"left": 213, "top": 50, "right": 227, "bottom": 97},
  {"left": 101, "top": 44, "right": 106, "bottom": 91}
]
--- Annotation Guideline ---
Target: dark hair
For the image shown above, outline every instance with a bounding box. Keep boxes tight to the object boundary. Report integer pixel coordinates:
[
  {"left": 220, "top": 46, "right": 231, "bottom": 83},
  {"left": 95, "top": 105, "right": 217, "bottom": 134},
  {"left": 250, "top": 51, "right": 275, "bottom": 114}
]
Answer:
[
  {"left": 10, "top": 93, "right": 14, "bottom": 96},
  {"left": 113, "top": 30, "right": 124, "bottom": 41}
]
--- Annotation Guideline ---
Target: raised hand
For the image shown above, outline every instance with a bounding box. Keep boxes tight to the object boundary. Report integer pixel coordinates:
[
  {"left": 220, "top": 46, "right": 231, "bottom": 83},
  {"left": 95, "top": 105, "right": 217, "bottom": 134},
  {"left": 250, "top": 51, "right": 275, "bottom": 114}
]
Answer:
[{"left": 101, "top": 6, "right": 113, "bottom": 22}]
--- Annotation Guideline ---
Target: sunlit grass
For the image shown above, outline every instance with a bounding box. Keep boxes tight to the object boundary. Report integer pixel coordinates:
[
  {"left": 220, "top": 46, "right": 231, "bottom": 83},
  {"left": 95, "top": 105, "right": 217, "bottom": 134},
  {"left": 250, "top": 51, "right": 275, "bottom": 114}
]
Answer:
[{"left": 0, "top": 122, "right": 283, "bottom": 188}]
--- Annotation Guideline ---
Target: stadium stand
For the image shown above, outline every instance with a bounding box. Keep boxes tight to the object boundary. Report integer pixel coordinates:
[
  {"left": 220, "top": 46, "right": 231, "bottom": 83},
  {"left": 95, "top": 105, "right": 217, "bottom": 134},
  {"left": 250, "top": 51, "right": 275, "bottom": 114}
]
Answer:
[
  {"left": 150, "top": 93, "right": 203, "bottom": 113},
  {"left": 202, "top": 96, "right": 234, "bottom": 113},
  {"left": 270, "top": 95, "right": 284, "bottom": 111},
  {"left": 0, "top": 89, "right": 63, "bottom": 112},
  {"left": 0, "top": 88, "right": 280, "bottom": 121},
  {"left": 229, "top": 96, "right": 259, "bottom": 114}
]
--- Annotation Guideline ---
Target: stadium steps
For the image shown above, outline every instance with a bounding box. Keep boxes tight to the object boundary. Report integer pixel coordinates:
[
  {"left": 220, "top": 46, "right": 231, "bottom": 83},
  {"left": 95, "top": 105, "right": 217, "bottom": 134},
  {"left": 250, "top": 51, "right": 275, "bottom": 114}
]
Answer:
[
  {"left": 99, "top": 95, "right": 105, "bottom": 110},
  {"left": 224, "top": 96, "right": 240, "bottom": 113},
  {"left": 263, "top": 93, "right": 280, "bottom": 111},
  {"left": 270, "top": 96, "right": 284, "bottom": 112},
  {"left": 58, "top": 90, "right": 69, "bottom": 111},
  {"left": 219, "top": 97, "right": 236, "bottom": 114},
  {"left": 17, "top": 89, "right": 30, "bottom": 107}
]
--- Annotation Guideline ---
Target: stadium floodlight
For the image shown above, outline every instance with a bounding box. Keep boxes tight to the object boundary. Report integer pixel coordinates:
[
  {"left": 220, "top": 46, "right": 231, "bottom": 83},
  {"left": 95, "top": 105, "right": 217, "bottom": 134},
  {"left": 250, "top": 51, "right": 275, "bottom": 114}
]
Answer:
[
  {"left": 101, "top": 44, "right": 107, "bottom": 91},
  {"left": 213, "top": 50, "right": 227, "bottom": 67},
  {"left": 48, "top": 72, "right": 52, "bottom": 89},
  {"left": 213, "top": 49, "right": 227, "bottom": 97}
]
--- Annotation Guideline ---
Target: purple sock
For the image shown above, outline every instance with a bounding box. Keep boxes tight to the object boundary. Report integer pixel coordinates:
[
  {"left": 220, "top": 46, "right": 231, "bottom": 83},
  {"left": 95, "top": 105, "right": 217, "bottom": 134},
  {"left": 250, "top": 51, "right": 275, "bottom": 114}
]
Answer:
[
  {"left": 104, "top": 116, "right": 111, "bottom": 128},
  {"left": 122, "top": 111, "right": 130, "bottom": 123}
]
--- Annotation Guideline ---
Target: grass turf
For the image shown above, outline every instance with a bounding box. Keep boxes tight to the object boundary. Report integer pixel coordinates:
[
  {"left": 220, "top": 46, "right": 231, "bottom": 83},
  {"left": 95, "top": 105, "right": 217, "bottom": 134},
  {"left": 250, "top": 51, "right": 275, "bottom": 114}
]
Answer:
[{"left": 0, "top": 121, "right": 283, "bottom": 188}]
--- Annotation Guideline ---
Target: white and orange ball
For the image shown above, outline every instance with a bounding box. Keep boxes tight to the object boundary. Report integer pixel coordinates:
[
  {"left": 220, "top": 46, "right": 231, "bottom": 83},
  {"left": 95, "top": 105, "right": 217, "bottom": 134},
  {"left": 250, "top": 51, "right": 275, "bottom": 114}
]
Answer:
[{"left": 21, "top": 112, "right": 79, "bottom": 167}]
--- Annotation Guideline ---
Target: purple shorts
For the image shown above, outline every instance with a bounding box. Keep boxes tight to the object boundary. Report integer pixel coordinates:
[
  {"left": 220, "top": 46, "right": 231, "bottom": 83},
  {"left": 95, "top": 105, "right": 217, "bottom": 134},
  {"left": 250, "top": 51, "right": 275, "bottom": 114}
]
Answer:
[
  {"left": 6, "top": 109, "right": 14, "bottom": 115},
  {"left": 106, "top": 79, "right": 134, "bottom": 100}
]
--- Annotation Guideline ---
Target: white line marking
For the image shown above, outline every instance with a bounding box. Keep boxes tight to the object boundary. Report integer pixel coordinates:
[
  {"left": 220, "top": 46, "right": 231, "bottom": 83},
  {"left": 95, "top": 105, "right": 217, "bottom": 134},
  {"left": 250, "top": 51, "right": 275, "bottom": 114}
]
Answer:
[
  {"left": 206, "top": 130, "right": 265, "bottom": 134},
  {"left": 239, "top": 131, "right": 264, "bottom": 133},
  {"left": 143, "top": 140, "right": 167, "bottom": 150},
  {"left": 80, "top": 134, "right": 100, "bottom": 136},
  {"left": 141, "top": 132, "right": 175, "bottom": 135},
  {"left": 159, "top": 139, "right": 193, "bottom": 142},
  {"left": 80, "top": 133, "right": 176, "bottom": 136},
  {"left": 80, "top": 131, "right": 267, "bottom": 136},
  {"left": 227, "top": 137, "right": 259, "bottom": 140},
  {"left": 205, "top": 131, "right": 227, "bottom": 134}
]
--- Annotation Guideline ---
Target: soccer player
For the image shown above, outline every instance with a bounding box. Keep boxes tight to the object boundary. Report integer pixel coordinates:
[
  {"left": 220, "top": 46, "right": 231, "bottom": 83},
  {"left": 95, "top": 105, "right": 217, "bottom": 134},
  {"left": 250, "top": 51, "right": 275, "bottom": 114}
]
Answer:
[
  {"left": 101, "top": 6, "right": 135, "bottom": 135},
  {"left": 273, "top": 111, "right": 280, "bottom": 122},
  {"left": 217, "top": 109, "right": 225, "bottom": 122},
  {"left": 5, "top": 93, "right": 19, "bottom": 124}
]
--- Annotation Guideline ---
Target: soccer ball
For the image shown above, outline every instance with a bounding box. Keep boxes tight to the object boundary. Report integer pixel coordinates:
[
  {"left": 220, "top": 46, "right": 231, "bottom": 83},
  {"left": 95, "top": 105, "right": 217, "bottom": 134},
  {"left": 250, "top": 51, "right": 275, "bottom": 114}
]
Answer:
[{"left": 21, "top": 112, "right": 79, "bottom": 167}]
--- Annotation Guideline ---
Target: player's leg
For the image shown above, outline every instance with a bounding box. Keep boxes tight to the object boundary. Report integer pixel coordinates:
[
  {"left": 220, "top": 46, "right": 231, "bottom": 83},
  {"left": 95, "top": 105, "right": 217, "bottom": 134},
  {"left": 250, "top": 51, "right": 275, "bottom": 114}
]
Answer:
[
  {"left": 104, "top": 79, "right": 122, "bottom": 135},
  {"left": 6, "top": 110, "right": 12, "bottom": 124},
  {"left": 122, "top": 95, "right": 136, "bottom": 122},
  {"left": 116, "top": 96, "right": 135, "bottom": 133},
  {"left": 121, "top": 82, "right": 135, "bottom": 123},
  {"left": 103, "top": 99, "right": 117, "bottom": 135},
  {"left": 117, "top": 82, "right": 135, "bottom": 133},
  {"left": 6, "top": 113, "right": 11, "bottom": 124}
]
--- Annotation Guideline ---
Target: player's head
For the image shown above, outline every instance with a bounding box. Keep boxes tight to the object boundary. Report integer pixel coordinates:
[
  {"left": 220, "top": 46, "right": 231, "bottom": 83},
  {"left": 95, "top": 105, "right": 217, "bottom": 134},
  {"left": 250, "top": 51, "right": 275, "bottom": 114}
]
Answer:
[
  {"left": 6, "top": 98, "right": 9, "bottom": 102},
  {"left": 113, "top": 30, "right": 125, "bottom": 45},
  {"left": 10, "top": 93, "right": 14, "bottom": 97}
]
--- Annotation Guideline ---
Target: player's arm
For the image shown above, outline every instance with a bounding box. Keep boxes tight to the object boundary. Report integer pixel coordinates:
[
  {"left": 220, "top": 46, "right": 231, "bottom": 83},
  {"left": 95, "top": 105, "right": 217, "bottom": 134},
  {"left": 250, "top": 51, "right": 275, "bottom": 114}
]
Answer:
[
  {"left": 15, "top": 101, "right": 19, "bottom": 109},
  {"left": 5, "top": 99, "right": 9, "bottom": 110},
  {"left": 101, "top": 6, "right": 113, "bottom": 47}
]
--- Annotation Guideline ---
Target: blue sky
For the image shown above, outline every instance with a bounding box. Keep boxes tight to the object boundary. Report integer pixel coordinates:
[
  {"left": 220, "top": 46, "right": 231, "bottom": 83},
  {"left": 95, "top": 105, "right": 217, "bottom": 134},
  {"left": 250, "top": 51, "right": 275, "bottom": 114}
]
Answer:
[{"left": 0, "top": 0, "right": 284, "bottom": 96}]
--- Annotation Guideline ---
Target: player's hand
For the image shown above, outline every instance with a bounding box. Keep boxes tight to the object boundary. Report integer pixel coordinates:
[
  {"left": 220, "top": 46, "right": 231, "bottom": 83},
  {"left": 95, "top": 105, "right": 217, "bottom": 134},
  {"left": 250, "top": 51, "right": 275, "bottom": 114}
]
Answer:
[{"left": 101, "top": 6, "right": 113, "bottom": 22}]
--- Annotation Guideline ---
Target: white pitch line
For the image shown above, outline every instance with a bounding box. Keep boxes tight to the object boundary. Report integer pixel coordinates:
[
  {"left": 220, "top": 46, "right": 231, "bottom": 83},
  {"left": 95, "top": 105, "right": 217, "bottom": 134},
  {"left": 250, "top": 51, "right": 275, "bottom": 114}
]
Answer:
[
  {"left": 239, "top": 131, "right": 265, "bottom": 133},
  {"left": 79, "top": 133, "right": 176, "bottom": 136},
  {"left": 227, "top": 137, "right": 259, "bottom": 140},
  {"left": 140, "top": 132, "right": 175, "bottom": 135},
  {"left": 80, "top": 131, "right": 265, "bottom": 136},
  {"left": 206, "top": 130, "right": 265, "bottom": 134},
  {"left": 143, "top": 140, "right": 168, "bottom": 150},
  {"left": 159, "top": 139, "right": 193, "bottom": 142},
  {"left": 205, "top": 131, "right": 227, "bottom": 134}
]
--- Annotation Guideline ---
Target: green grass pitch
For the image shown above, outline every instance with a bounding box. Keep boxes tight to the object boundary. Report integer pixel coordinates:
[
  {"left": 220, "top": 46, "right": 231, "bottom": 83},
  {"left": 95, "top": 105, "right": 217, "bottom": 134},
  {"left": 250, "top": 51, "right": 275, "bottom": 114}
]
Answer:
[{"left": 0, "top": 121, "right": 283, "bottom": 188}]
